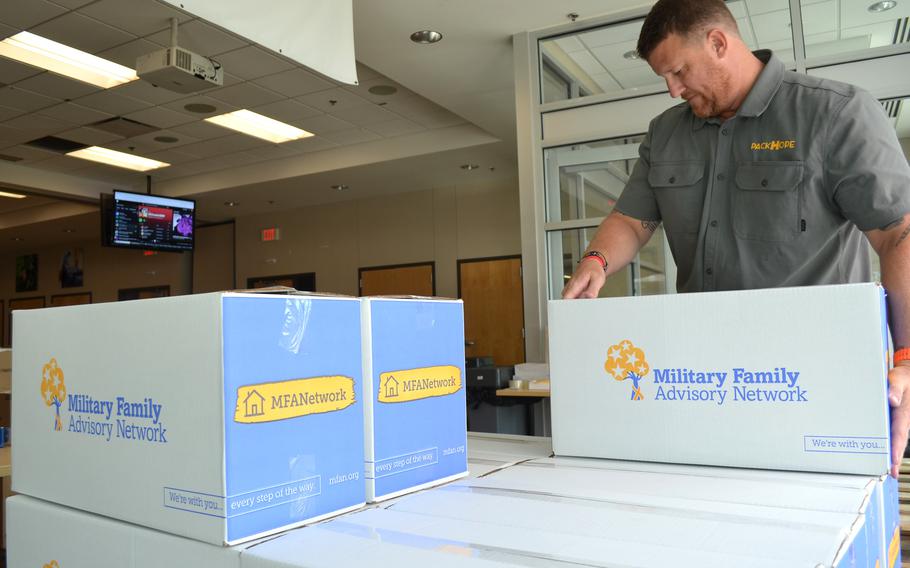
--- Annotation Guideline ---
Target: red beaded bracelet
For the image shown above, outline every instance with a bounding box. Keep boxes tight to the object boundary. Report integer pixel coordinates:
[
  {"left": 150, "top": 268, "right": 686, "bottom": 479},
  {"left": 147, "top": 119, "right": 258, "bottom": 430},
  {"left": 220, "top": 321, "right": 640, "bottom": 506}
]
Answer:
[
  {"left": 580, "top": 251, "right": 607, "bottom": 272},
  {"left": 895, "top": 348, "right": 910, "bottom": 365}
]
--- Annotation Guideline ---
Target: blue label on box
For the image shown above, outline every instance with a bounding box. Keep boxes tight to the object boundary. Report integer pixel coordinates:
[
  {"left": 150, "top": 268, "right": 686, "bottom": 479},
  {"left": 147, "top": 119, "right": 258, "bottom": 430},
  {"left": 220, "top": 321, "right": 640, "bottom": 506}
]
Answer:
[
  {"left": 368, "top": 300, "right": 467, "bottom": 498},
  {"left": 220, "top": 296, "right": 365, "bottom": 542}
]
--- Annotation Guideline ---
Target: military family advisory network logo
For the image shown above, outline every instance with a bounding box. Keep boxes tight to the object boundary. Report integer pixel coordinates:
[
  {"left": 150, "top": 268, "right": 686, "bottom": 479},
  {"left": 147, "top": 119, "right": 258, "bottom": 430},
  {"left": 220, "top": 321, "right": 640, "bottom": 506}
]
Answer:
[
  {"left": 40, "top": 358, "right": 67, "bottom": 431},
  {"left": 44, "top": 562, "right": 60, "bottom": 568},
  {"left": 604, "top": 340, "right": 650, "bottom": 400}
]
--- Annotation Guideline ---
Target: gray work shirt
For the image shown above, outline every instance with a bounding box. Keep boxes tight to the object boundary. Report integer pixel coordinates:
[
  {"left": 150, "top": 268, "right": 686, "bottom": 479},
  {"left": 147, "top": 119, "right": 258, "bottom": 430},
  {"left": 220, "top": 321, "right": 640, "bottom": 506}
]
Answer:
[{"left": 615, "top": 50, "right": 910, "bottom": 293}]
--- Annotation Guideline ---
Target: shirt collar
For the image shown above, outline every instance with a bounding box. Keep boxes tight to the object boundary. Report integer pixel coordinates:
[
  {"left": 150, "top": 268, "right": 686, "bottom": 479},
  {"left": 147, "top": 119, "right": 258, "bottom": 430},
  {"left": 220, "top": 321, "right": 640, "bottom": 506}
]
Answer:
[{"left": 691, "top": 49, "right": 783, "bottom": 130}]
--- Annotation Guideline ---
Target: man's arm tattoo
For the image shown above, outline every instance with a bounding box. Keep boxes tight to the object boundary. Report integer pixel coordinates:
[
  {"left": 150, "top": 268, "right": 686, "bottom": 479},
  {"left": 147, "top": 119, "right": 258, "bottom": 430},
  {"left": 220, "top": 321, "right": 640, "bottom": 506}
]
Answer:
[
  {"left": 896, "top": 224, "right": 910, "bottom": 248},
  {"left": 641, "top": 219, "right": 660, "bottom": 232}
]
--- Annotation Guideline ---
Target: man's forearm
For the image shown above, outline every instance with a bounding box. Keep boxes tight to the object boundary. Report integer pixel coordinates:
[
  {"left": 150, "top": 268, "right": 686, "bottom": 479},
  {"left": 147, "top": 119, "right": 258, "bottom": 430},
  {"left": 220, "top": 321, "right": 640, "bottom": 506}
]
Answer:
[{"left": 585, "top": 211, "right": 659, "bottom": 278}]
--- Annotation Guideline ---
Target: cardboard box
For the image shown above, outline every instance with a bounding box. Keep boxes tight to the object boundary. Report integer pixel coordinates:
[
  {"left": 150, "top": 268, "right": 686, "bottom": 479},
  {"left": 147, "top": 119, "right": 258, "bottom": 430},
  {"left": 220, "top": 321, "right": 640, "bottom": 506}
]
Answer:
[
  {"left": 12, "top": 292, "right": 366, "bottom": 545},
  {"left": 549, "top": 283, "right": 892, "bottom": 475},
  {"left": 389, "top": 456, "right": 897, "bottom": 567},
  {"left": 8, "top": 495, "right": 248, "bottom": 567},
  {"left": 361, "top": 297, "right": 468, "bottom": 501}
]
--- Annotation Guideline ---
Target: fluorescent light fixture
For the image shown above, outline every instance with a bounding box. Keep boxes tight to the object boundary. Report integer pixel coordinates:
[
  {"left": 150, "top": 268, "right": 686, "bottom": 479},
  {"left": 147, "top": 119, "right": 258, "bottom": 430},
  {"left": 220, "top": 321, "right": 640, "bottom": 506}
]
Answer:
[
  {"left": 0, "top": 31, "right": 138, "bottom": 89},
  {"left": 0, "top": 190, "right": 26, "bottom": 199},
  {"left": 205, "top": 109, "right": 314, "bottom": 143},
  {"left": 67, "top": 147, "right": 169, "bottom": 172}
]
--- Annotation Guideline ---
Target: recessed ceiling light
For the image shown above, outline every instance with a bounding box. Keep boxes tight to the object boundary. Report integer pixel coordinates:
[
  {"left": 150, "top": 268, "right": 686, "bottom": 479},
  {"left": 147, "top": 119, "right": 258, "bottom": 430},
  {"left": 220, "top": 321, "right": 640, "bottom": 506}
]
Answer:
[
  {"left": 205, "top": 109, "right": 314, "bottom": 143},
  {"left": 63, "top": 228, "right": 75, "bottom": 233},
  {"left": 224, "top": 201, "right": 239, "bottom": 207},
  {"left": 184, "top": 102, "right": 218, "bottom": 114},
  {"left": 0, "top": 190, "right": 26, "bottom": 199},
  {"left": 460, "top": 164, "right": 480, "bottom": 170},
  {"left": 623, "top": 50, "right": 640, "bottom": 60},
  {"left": 0, "top": 31, "right": 137, "bottom": 88},
  {"left": 11, "top": 237, "right": 23, "bottom": 242},
  {"left": 67, "top": 146, "right": 169, "bottom": 172},
  {"left": 868, "top": 0, "right": 897, "bottom": 11},
  {"left": 410, "top": 30, "right": 443, "bottom": 44},
  {"left": 368, "top": 85, "right": 398, "bottom": 96},
  {"left": 153, "top": 135, "right": 179, "bottom": 143},
  {"left": 332, "top": 184, "right": 349, "bottom": 191}
]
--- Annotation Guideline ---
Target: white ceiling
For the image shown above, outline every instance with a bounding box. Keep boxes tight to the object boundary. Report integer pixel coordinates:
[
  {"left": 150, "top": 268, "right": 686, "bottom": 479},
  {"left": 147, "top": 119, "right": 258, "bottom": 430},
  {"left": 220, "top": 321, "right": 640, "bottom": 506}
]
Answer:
[{"left": 0, "top": 0, "right": 906, "bottom": 252}]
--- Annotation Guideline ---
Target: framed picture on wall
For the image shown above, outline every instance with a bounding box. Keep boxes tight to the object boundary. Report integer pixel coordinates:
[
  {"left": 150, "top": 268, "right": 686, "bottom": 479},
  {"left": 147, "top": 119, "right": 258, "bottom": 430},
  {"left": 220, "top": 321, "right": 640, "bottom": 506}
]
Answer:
[
  {"left": 8, "top": 296, "right": 45, "bottom": 347},
  {"left": 59, "top": 248, "right": 84, "bottom": 288},
  {"left": 15, "top": 254, "right": 38, "bottom": 293}
]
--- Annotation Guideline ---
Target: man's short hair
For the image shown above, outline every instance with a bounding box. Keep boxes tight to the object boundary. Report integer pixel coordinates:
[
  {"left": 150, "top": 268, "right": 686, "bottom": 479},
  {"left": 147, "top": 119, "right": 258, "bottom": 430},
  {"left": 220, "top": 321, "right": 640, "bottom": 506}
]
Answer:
[{"left": 636, "top": 0, "right": 739, "bottom": 61}]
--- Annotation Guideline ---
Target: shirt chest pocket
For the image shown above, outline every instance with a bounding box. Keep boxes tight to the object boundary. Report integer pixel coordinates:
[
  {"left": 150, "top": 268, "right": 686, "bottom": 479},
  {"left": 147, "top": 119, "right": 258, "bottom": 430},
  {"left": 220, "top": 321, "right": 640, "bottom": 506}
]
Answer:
[
  {"left": 734, "top": 161, "right": 803, "bottom": 242},
  {"left": 648, "top": 160, "right": 705, "bottom": 235}
]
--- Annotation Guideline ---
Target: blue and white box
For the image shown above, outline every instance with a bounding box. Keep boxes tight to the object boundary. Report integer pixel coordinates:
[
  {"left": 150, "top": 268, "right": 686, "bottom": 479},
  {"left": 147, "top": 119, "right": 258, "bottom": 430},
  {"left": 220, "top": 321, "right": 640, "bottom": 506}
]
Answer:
[
  {"left": 12, "top": 291, "right": 365, "bottom": 545},
  {"left": 361, "top": 297, "right": 468, "bottom": 501},
  {"left": 550, "top": 283, "right": 892, "bottom": 476}
]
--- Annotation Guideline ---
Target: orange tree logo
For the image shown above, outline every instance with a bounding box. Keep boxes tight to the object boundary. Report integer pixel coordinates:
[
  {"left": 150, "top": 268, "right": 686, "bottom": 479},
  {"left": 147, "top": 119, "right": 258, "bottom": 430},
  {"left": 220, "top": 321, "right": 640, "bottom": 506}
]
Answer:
[
  {"left": 44, "top": 561, "right": 60, "bottom": 568},
  {"left": 40, "top": 358, "right": 66, "bottom": 431},
  {"left": 604, "top": 340, "right": 650, "bottom": 400}
]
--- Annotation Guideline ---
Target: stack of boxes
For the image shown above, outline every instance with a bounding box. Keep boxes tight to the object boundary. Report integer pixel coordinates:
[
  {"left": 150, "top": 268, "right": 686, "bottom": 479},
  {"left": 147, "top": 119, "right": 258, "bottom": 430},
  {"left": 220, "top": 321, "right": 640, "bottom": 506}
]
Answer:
[
  {"left": 8, "top": 291, "right": 468, "bottom": 564},
  {"left": 5, "top": 283, "right": 903, "bottom": 567}
]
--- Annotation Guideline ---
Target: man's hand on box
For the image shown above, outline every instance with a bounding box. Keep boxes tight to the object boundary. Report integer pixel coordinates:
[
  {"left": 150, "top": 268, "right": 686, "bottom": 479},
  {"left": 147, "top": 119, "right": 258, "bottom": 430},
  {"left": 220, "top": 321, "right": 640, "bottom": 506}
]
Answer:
[
  {"left": 889, "top": 362, "right": 910, "bottom": 478},
  {"left": 562, "top": 261, "right": 606, "bottom": 299}
]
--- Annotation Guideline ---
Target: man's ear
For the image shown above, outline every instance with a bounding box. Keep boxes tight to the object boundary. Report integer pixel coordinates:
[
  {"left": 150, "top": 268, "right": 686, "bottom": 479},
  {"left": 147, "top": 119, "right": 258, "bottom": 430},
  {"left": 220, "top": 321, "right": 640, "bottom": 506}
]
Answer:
[{"left": 706, "top": 28, "right": 728, "bottom": 58}]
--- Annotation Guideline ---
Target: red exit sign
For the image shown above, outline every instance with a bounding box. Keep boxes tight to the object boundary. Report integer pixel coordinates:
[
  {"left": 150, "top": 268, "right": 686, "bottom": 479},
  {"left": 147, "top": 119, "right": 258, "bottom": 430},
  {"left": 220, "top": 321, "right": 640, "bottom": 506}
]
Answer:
[{"left": 261, "top": 227, "right": 280, "bottom": 242}]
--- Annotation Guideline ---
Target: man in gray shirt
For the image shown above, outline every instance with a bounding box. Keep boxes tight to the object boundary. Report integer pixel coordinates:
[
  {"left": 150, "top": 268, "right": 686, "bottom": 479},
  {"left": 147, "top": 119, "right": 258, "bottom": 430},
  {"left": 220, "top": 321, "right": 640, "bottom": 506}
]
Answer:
[{"left": 561, "top": 0, "right": 910, "bottom": 476}]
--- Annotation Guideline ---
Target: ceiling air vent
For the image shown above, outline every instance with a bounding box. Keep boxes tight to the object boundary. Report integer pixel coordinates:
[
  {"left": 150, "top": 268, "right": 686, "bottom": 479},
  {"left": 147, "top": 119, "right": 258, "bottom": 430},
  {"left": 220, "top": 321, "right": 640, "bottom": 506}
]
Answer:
[
  {"left": 89, "top": 117, "right": 158, "bottom": 138},
  {"left": 25, "top": 136, "right": 88, "bottom": 154},
  {"left": 881, "top": 98, "right": 902, "bottom": 119},
  {"left": 893, "top": 17, "right": 909, "bottom": 44}
]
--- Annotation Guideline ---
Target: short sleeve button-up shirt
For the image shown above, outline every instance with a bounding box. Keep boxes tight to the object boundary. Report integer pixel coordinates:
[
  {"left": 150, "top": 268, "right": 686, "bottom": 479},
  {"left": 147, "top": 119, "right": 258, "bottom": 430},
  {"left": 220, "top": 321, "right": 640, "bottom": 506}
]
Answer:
[{"left": 615, "top": 50, "right": 910, "bottom": 293}]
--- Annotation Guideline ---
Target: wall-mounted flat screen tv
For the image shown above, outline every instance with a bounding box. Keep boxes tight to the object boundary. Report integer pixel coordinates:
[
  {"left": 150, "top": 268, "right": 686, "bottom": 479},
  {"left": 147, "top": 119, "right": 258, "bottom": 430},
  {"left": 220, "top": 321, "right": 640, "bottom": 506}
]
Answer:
[{"left": 104, "top": 191, "right": 196, "bottom": 252}]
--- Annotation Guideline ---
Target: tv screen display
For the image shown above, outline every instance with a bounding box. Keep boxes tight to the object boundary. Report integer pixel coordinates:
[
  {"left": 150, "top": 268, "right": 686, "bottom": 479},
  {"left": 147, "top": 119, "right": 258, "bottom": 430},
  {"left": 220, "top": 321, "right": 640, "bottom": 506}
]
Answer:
[{"left": 110, "top": 191, "right": 195, "bottom": 252}]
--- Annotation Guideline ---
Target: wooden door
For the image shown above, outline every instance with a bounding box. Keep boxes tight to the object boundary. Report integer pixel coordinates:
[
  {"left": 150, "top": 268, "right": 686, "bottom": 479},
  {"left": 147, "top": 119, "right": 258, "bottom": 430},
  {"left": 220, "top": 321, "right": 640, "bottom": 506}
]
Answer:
[
  {"left": 458, "top": 256, "right": 525, "bottom": 366},
  {"left": 50, "top": 292, "right": 92, "bottom": 307},
  {"left": 359, "top": 263, "right": 434, "bottom": 296}
]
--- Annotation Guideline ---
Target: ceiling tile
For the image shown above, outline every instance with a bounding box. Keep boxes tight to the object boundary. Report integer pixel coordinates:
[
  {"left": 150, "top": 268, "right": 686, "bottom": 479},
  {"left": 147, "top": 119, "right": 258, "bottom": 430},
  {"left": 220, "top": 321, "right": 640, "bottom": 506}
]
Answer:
[
  {"left": 146, "top": 147, "right": 202, "bottom": 165},
  {"left": 0, "top": 85, "right": 60, "bottom": 112},
  {"left": 50, "top": 0, "right": 95, "bottom": 8},
  {"left": 239, "top": 144, "right": 298, "bottom": 161},
  {"left": 745, "top": 0, "right": 789, "bottom": 16},
  {"left": 279, "top": 136, "right": 338, "bottom": 154},
  {"left": 751, "top": 9, "right": 793, "bottom": 44},
  {"left": 5, "top": 112, "right": 70, "bottom": 134},
  {"left": 590, "top": 73, "right": 622, "bottom": 93},
  {"left": 0, "top": 144, "right": 55, "bottom": 161},
  {"left": 31, "top": 12, "right": 136, "bottom": 54},
  {"left": 79, "top": 0, "right": 192, "bottom": 37},
  {"left": 296, "top": 87, "right": 370, "bottom": 113},
  {"left": 578, "top": 20, "right": 642, "bottom": 49},
  {"left": 0, "top": 22, "right": 15, "bottom": 40},
  {"left": 168, "top": 119, "right": 230, "bottom": 140},
  {"left": 320, "top": 128, "right": 381, "bottom": 145},
  {"left": 16, "top": 72, "right": 101, "bottom": 101},
  {"left": 342, "top": 76, "right": 418, "bottom": 105},
  {"left": 292, "top": 114, "right": 354, "bottom": 135},
  {"left": 32, "top": 155, "right": 91, "bottom": 173},
  {"left": 612, "top": 66, "right": 665, "bottom": 90},
  {"left": 106, "top": 128, "right": 197, "bottom": 154},
  {"left": 221, "top": 71, "right": 243, "bottom": 87},
  {"left": 407, "top": 111, "right": 465, "bottom": 130},
  {"left": 163, "top": 94, "right": 237, "bottom": 118},
  {"left": 38, "top": 102, "right": 114, "bottom": 125},
  {"left": 0, "top": 0, "right": 67, "bottom": 30},
  {"left": 213, "top": 46, "right": 294, "bottom": 80},
  {"left": 0, "top": 58, "right": 44, "bottom": 84},
  {"left": 801, "top": 0, "right": 837, "bottom": 37},
  {"left": 329, "top": 103, "right": 399, "bottom": 126},
  {"left": 173, "top": 133, "right": 262, "bottom": 158},
  {"left": 366, "top": 118, "right": 425, "bottom": 138},
  {"left": 727, "top": 0, "right": 748, "bottom": 19},
  {"left": 255, "top": 68, "right": 334, "bottom": 97},
  {"left": 124, "top": 106, "right": 192, "bottom": 129},
  {"left": 109, "top": 78, "right": 188, "bottom": 105},
  {"left": 97, "top": 38, "right": 163, "bottom": 69},
  {"left": 144, "top": 19, "right": 247, "bottom": 56},
  {"left": 76, "top": 90, "right": 147, "bottom": 115},
  {"left": 0, "top": 105, "right": 23, "bottom": 121},
  {"left": 250, "top": 99, "right": 321, "bottom": 123},
  {"left": 207, "top": 82, "right": 283, "bottom": 108},
  {"left": 57, "top": 125, "right": 124, "bottom": 145},
  {"left": 0, "top": 126, "right": 32, "bottom": 145},
  {"left": 554, "top": 36, "right": 586, "bottom": 54}
]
